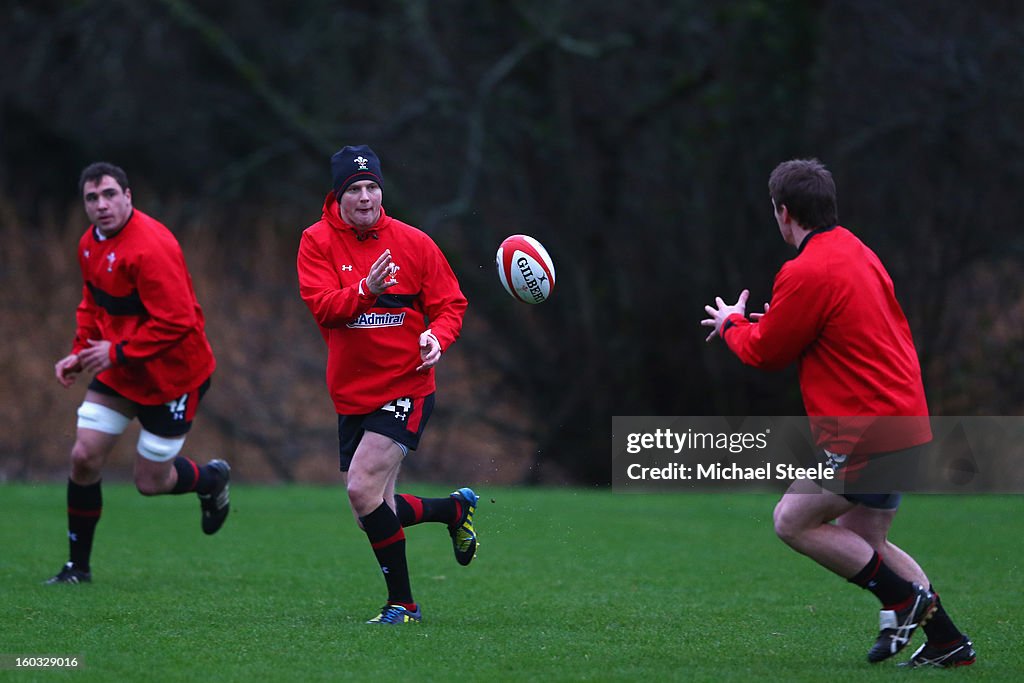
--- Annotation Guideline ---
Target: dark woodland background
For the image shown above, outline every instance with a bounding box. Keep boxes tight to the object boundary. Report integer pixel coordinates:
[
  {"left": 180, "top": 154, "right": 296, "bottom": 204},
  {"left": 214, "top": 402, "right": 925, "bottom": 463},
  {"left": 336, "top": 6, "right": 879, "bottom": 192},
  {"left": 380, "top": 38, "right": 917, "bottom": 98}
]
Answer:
[{"left": 2, "top": 1, "right": 1022, "bottom": 485}]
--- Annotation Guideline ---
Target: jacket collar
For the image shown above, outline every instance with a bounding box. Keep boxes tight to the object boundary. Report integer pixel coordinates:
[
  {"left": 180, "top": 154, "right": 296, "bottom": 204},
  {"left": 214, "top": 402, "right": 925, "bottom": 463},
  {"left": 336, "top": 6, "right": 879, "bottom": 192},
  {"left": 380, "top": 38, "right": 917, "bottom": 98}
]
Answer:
[
  {"left": 797, "top": 224, "right": 839, "bottom": 254},
  {"left": 92, "top": 209, "right": 137, "bottom": 241},
  {"left": 321, "top": 191, "right": 391, "bottom": 240}
]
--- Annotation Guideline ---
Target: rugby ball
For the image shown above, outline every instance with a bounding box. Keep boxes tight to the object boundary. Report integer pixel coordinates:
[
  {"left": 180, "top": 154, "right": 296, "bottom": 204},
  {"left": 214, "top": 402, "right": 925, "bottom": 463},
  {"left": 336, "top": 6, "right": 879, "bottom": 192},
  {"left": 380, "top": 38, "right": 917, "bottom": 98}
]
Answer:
[{"left": 496, "top": 234, "right": 556, "bottom": 304}]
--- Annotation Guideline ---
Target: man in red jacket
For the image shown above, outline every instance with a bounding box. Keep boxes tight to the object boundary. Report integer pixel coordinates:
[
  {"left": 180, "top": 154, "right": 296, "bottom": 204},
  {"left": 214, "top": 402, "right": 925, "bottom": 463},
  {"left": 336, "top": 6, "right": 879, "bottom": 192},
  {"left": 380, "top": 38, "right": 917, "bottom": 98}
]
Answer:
[
  {"left": 701, "top": 159, "right": 973, "bottom": 668},
  {"left": 297, "top": 145, "right": 477, "bottom": 625},
  {"left": 47, "top": 162, "right": 230, "bottom": 585}
]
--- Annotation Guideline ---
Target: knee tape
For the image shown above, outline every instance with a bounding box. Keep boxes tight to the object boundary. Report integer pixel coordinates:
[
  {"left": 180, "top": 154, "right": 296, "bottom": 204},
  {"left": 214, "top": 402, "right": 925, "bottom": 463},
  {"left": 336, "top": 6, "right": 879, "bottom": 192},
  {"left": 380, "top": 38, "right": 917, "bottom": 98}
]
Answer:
[
  {"left": 137, "top": 429, "right": 186, "bottom": 462},
  {"left": 77, "top": 401, "right": 131, "bottom": 435}
]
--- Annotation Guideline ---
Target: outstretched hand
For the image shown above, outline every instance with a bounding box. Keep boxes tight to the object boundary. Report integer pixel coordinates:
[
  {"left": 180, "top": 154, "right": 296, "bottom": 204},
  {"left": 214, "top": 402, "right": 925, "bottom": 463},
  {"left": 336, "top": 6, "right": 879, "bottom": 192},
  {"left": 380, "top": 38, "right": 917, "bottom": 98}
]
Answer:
[
  {"left": 701, "top": 289, "right": 749, "bottom": 342},
  {"left": 365, "top": 249, "right": 400, "bottom": 296},
  {"left": 750, "top": 302, "right": 770, "bottom": 321}
]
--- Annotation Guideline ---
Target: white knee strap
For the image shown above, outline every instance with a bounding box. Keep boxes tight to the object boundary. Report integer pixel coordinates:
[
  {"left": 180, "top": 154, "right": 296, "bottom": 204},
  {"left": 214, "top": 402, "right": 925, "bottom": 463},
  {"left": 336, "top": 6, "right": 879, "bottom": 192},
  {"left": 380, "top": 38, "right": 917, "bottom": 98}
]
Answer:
[
  {"left": 77, "top": 401, "right": 131, "bottom": 435},
  {"left": 137, "top": 429, "right": 186, "bottom": 462}
]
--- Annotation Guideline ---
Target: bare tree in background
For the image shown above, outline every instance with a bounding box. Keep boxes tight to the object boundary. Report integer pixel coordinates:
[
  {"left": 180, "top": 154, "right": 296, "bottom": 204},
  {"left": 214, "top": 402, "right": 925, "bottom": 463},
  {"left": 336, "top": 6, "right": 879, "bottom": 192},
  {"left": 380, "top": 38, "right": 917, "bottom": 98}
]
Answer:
[{"left": 2, "top": 0, "right": 1022, "bottom": 483}]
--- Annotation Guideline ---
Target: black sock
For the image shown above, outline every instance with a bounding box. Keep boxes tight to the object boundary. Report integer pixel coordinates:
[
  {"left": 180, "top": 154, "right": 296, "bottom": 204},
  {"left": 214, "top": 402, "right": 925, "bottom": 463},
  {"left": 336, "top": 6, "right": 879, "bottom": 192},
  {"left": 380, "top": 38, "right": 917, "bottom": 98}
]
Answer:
[
  {"left": 848, "top": 552, "right": 915, "bottom": 607},
  {"left": 67, "top": 479, "right": 102, "bottom": 572},
  {"left": 170, "top": 457, "right": 215, "bottom": 495},
  {"left": 394, "top": 494, "right": 459, "bottom": 527},
  {"left": 922, "top": 587, "right": 964, "bottom": 645},
  {"left": 360, "top": 501, "right": 414, "bottom": 606}
]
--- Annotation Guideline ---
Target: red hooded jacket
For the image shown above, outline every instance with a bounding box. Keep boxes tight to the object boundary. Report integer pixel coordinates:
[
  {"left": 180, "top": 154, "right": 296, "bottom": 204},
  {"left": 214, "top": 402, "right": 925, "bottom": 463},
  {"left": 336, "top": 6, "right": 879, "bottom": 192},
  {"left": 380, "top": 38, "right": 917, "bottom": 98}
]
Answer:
[
  {"left": 297, "top": 193, "right": 467, "bottom": 414},
  {"left": 73, "top": 209, "right": 215, "bottom": 404}
]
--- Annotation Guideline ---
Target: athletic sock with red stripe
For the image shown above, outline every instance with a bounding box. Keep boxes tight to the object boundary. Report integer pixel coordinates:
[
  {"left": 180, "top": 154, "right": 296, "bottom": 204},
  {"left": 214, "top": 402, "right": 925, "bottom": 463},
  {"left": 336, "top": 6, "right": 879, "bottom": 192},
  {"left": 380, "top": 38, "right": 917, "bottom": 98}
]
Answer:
[
  {"left": 169, "top": 456, "right": 215, "bottom": 494},
  {"left": 394, "top": 493, "right": 459, "bottom": 527},
  {"left": 848, "top": 551, "right": 916, "bottom": 607},
  {"left": 360, "top": 501, "right": 414, "bottom": 606},
  {"left": 922, "top": 587, "right": 964, "bottom": 644},
  {"left": 67, "top": 479, "right": 102, "bottom": 572}
]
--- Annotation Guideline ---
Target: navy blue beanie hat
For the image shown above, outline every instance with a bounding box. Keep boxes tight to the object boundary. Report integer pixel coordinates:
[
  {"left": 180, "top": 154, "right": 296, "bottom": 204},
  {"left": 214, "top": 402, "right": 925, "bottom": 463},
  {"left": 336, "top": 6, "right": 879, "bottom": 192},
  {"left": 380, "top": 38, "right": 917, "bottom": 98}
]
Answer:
[{"left": 331, "top": 145, "right": 383, "bottom": 197}]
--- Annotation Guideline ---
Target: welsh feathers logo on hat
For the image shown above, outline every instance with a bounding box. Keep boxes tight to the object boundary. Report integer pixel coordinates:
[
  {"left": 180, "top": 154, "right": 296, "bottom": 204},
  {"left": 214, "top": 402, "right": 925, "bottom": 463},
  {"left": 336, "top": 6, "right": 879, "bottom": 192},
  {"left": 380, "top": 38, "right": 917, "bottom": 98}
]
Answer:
[{"left": 332, "top": 145, "right": 383, "bottom": 196}]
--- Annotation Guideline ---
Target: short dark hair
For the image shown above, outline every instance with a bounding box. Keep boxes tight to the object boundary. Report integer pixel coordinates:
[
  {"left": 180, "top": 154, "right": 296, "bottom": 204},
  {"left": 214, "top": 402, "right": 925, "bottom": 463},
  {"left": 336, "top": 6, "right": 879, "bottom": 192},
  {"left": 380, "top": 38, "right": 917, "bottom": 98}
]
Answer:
[
  {"left": 79, "top": 162, "right": 130, "bottom": 195},
  {"left": 768, "top": 158, "right": 838, "bottom": 229}
]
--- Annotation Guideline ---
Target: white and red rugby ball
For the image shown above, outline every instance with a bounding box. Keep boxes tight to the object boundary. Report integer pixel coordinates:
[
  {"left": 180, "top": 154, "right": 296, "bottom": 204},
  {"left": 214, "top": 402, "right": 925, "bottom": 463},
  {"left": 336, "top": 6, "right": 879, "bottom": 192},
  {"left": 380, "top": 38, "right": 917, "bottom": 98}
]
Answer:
[{"left": 496, "top": 234, "right": 556, "bottom": 304}]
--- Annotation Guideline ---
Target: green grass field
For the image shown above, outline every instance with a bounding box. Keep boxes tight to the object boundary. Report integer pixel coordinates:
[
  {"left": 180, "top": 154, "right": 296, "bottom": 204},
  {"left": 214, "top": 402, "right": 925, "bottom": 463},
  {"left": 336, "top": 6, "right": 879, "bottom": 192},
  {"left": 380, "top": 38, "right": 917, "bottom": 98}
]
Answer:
[{"left": 0, "top": 483, "right": 1020, "bottom": 681}]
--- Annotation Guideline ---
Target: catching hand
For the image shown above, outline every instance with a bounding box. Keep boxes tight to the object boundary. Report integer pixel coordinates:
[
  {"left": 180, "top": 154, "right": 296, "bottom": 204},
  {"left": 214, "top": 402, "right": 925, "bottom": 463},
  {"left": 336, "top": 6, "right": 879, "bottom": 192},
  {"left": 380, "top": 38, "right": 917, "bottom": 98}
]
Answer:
[
  {"left": 750, "top": 302, "right": 770, "bottom": 322},
  {"left": 701, "top": 289, "right": 749, "bottom": 342}
]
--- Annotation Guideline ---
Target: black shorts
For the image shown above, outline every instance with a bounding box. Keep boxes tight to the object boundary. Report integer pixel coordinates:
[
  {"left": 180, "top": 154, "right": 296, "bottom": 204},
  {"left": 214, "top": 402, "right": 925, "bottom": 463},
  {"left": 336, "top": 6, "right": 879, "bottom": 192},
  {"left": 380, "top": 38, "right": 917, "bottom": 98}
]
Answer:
[
  {"left": 88, "top": 377, "right": 211, "bottom": 438},
  {"left": 843, "top": 492, "right": 902, "bottom": 510},
  {"left": 817, "top": 443, "right": 928, "bottom": 510},
  {"left": 337, "top": 394, "right": 435, "bottom": 472}
]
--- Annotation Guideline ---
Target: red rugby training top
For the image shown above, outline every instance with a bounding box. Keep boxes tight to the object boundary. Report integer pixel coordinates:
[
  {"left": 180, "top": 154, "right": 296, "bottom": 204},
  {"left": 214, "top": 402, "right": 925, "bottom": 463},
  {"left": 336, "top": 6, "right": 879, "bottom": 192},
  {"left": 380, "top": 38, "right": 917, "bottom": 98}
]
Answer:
[
  {"left": 297, "top": 193, "right": 467, "bottom": 414},
  {"left": 722, "top": 226, "right": 931, "bottom": 454},
  {"left": 73, "top": 209, "right": 215, "bottom": 404}
]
